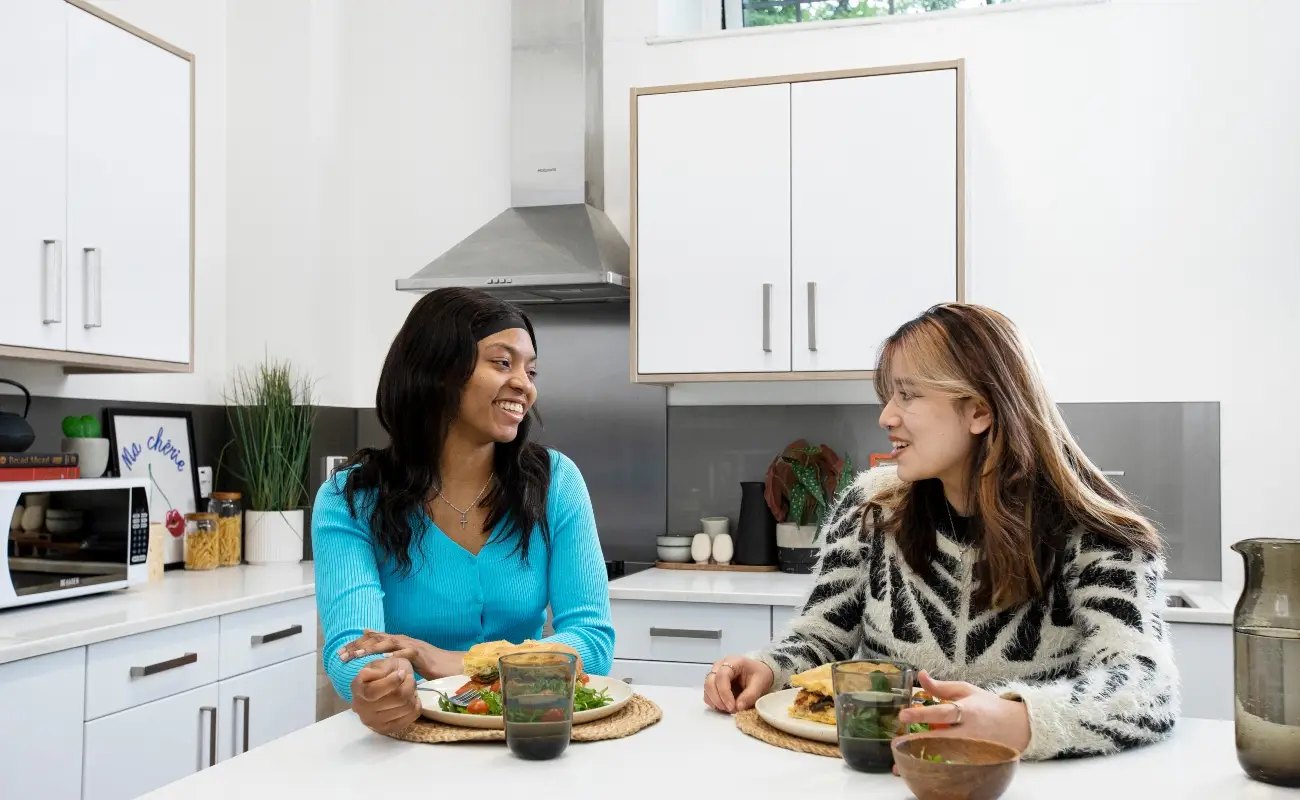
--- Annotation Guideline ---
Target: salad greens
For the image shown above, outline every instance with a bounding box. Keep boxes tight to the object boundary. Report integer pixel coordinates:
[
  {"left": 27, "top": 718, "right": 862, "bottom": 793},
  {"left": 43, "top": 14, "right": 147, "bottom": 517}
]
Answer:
[{"left": 436, "top": 689, "right": 502, "bottom": 715}]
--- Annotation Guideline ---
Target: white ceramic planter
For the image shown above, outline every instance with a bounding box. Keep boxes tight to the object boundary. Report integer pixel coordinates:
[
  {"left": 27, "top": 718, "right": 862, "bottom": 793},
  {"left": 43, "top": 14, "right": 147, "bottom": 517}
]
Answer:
[
  {"left": 244, "top": 509, "right": 304, "bottom": 564},
  {"left": 776, "top": 523, "right": 820, "bottom": 549},
  {"left": 62, "top": 437, "right": 109, "bottom": 478}
]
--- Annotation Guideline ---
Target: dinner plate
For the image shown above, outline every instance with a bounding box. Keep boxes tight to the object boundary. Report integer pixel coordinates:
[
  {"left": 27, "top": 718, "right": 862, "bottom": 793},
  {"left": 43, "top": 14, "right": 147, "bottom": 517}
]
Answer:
[
  {"left": 755, "top": 688, "right": 839, "bottom": 744},
  {"left": 416, "top": 674, "right": 633, "bottom": 729}
]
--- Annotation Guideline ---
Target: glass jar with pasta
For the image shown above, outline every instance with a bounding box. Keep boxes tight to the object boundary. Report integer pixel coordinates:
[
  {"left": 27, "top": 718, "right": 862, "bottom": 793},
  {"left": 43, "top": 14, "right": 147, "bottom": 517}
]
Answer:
[
  {"left": 209, "top": 492, "right": 243, "bottom": 567},
  {"left": 184, "top": 512, "right": 220, "bottom": 570}
]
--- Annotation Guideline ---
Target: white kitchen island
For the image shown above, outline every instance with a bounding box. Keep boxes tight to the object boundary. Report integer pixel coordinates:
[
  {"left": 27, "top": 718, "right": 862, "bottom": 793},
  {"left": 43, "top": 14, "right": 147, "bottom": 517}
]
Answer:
[{"left": 137, "top": 684, "right": 1289, "bottom": 800}]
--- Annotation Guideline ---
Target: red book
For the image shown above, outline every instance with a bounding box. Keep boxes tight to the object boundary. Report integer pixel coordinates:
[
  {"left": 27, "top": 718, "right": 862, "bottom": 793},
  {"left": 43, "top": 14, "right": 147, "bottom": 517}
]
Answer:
[{"left": 0, "top": 466, "right": 81, "bottom": 481}]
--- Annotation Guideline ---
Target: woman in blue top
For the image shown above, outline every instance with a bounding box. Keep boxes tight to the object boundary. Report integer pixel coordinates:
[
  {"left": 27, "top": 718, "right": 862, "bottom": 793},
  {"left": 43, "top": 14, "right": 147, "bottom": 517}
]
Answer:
[{"left": 313, "top": 287, "right": 614, "bottom": 734}]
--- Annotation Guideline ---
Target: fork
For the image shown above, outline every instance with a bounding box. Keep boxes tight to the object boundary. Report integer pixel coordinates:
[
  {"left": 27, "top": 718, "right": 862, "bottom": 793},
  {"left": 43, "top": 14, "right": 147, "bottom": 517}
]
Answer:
[{"left": 447, "top": 687, "right": 480, "bottom": 707}]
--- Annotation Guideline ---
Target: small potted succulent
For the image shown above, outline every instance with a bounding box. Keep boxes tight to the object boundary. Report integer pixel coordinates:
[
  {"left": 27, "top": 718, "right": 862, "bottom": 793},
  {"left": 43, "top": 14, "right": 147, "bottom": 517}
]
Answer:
[
  {"left": 764, "top": 440, "right": 853, "bottom": 574},
  {"left": 61, "top": 414, "right": 110, "bottom": 478}
]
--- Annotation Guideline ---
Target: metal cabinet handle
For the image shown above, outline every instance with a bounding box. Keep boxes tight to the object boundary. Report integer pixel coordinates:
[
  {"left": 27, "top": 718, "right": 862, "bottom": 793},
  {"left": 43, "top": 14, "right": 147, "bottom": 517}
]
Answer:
[
  {"left": 807, "top": 281, "right": 817, "bottom": 352},
  {"left": 130, "top": 652, "right": 197, "bottom": 677},
  {"left": 83, "top": 247, "right": 102, "bottom": 329},
  {"left": 649, "top": 627, "right": 722, "bottom": 640},
  {"left": 200, "top": 706, "right": 217, "bottom": 768},
  {"left": 762, "top": 283, "right": 772, "bottom": 353},
  {"left": 251, "top": 623, "right": 303, "bottom": 645},
  {"left": 42, "top": 239, "right": 63, "bottom": 324},
  {"left": 234, "top": 695, "right": 251, "bottom": 755}
]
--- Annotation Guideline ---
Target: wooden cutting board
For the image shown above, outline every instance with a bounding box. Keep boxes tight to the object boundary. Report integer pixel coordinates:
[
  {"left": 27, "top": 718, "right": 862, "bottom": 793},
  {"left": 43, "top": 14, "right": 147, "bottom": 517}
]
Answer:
[{"left": 654, "top": 561, "right": 778, "bottom": 572}]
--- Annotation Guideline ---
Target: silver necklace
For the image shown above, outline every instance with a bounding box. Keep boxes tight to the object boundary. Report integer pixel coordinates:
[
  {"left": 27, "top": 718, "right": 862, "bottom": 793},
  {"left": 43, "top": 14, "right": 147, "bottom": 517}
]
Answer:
[{"left": 435, "top": 477, "right": 492, "bottom": 529}]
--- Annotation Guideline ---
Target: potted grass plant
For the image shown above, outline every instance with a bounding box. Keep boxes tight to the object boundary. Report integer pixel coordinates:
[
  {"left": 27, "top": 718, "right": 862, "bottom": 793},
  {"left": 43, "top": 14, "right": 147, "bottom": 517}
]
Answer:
[
  {"left": 222, "top": 360, "right": 316, "bottom": 564},
  {"left": 764, "top": 440, "right": 853, "bottom": 573}
]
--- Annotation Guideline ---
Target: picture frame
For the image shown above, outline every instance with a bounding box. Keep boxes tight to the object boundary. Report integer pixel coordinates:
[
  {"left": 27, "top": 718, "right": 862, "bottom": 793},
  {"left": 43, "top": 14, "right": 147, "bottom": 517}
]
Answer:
[{"left": 104, "top": 408, "right": 202, "bottom": 528}]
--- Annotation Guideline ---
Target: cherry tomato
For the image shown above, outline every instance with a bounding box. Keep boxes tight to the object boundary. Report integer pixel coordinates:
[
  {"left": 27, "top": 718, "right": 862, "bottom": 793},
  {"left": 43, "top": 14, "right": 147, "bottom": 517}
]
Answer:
[
  {"left": 541, "top": 708, "right": 564, "bottom": 723},
  {"left": 490, "top": 680, "right": 500, "bottom": 692},
  {"left": 466, "top": 699, "right": 489, "bottom": 715},
  {"left": 579, "top": 674, "right": 590, "bottom": 685}
]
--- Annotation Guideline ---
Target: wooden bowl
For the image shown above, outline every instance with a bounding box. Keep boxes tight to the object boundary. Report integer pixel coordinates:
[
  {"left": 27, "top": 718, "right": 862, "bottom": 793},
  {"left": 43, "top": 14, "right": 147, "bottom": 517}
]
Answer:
[{"left": 891, "top": 735, "right": 1020, "bottom": 800}]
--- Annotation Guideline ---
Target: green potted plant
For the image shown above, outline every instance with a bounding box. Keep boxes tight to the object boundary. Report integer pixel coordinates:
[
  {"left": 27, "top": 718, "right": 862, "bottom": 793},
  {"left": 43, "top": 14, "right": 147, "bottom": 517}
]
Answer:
[
  {"left": 222, "top": 360, "right": 316, "bottom": 564},
  {"left": 61, "top": 414, "right": 109, "bottom": 478},
  {"left": 764, "top": 440, "right": 853, "bottom": 573}
]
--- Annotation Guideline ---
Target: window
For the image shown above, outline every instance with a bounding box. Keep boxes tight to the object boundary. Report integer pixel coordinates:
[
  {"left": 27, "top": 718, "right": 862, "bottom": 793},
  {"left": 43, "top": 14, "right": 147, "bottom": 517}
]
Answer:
[{"left": 726, "top": 0, "right": 1024, "bottom": 29}]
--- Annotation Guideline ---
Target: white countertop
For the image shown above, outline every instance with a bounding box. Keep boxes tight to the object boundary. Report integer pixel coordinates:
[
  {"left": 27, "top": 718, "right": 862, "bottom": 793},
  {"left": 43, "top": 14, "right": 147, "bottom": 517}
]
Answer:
[
  {"left": 0, "top": 563, "right": 316, "bottom": 665},
  {"left": 610, "top": 569, "right": 1234, "bottom": 624},
  {"left": 137, "top": 684, "right": 1287, "bottom": 800}
]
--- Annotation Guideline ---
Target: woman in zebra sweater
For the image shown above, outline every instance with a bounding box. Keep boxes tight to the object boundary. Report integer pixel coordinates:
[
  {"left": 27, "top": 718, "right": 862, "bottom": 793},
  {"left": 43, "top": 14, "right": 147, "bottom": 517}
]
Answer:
[{"left": 703, "top": 304, "right": 1179, "bottom": 761}]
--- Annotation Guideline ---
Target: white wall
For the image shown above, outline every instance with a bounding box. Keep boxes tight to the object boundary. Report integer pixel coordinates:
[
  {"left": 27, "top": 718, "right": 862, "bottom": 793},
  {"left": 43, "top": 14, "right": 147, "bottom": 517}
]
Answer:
[
  {"left": 607, "top": 0, "right": 1300, "bottom": 590},
  {"left": 337, "top": 0, "right": 511, "bottom": 407},
  {"left": 2, "top": 0, "right": 229, "bottom": 405},
  {"left": 224, "top": 0, "right": 510, "bottom": 408}
]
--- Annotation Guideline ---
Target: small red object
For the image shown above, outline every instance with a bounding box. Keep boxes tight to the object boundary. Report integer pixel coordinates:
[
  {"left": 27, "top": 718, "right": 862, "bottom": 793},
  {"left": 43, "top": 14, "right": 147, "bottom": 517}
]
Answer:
[{"left": 165, "top": 509, "right": 185, "bottom": 538}]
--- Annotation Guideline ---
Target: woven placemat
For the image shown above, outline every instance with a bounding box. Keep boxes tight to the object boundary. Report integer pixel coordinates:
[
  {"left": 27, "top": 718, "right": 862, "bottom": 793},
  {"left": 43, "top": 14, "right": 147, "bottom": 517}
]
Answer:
[
  {"left": 385, "top": 694, "right": 662, "bottom": 745},
  {"left": 734, "top": 708, "right": 841, "bottom": 758}
]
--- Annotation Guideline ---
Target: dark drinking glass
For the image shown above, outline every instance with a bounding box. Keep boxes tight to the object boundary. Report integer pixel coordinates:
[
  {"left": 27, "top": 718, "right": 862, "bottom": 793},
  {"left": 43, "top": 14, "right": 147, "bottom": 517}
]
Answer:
[
  {"left": 500, "top": 652, "right": 577, "bottom": 761},
  {"left": 832, "top": 660, "right": 917, "bottom": 773}
]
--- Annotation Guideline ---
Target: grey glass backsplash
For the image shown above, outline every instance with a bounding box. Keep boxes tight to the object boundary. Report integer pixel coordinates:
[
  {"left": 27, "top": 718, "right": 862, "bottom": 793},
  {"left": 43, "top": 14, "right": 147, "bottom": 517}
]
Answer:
[{"left": 667, "top": 402, "right": 1220, "bottom": 581}]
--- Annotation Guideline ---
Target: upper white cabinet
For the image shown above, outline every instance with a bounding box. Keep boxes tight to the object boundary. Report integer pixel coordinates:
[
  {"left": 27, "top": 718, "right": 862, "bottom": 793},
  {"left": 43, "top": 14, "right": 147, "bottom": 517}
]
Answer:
[
  {"left": 0, "top": 0, "right": 193, "bottom": 372},
  {"left": 0, "top": 0, "right": 69, "bottom": 353},
  {"left": 631, "top": 62, "right": 963, "bottom": 383},
  {"left": 66, "top": 4, "right": 192, "bottom": 364},
  {"left": 790, "top": 69, "right": 958, "bottom": 373},
  {"left": 635, "top": 83, "right": 792, "bottom": 375}
]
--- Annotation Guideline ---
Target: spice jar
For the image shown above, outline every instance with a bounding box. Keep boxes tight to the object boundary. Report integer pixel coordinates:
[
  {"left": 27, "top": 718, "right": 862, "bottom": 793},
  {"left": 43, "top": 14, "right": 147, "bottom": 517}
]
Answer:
[
  {"left": 184, "top": 513, "right": 220, "bottom": 570},
  {"left": 209, "top": 492, "right": 243, "bottom": 567}
]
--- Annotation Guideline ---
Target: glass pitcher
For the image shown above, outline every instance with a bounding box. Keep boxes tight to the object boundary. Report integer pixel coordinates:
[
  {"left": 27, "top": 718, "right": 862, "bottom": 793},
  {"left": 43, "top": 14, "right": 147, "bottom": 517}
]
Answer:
[{"left": 1232, "top": 537, "right": 1300, "bottom": 787}]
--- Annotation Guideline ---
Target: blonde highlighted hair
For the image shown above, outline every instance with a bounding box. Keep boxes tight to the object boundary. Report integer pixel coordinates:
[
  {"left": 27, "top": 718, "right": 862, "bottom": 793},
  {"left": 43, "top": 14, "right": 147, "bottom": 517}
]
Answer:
[{"left": 870, "top": 304, "right": 1159, "bottom": 609}]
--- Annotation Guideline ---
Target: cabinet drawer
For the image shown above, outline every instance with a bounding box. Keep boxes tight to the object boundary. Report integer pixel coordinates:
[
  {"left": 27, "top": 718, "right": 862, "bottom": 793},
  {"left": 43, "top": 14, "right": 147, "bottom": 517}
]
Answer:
[
  {"left": 609, "top": 658, "right": 712, "bottom": 689},
  {"left": 86, "top": 618, "right": 219, "bottom": 720},
  {"left": 82, "top": 682, "right": 219, "bottom": 800},
  {"left": 611, "top": 600, "right": 772, "bottom": 664},
  {"left": 219, "top": 597, "right": 316, "bottom": 679}
]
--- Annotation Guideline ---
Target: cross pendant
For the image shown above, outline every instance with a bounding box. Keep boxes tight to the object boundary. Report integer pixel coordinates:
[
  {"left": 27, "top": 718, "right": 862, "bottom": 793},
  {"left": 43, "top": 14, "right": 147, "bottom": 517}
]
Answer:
[{"left": 459, "top": 512, "right": 469, "bottom": 529}]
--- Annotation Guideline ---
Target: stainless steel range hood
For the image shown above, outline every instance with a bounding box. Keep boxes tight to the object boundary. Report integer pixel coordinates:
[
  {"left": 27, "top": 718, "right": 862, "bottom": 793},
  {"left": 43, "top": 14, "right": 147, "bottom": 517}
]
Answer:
[{"left": 396, "top": 0, "right": 629, "bottom": 304}]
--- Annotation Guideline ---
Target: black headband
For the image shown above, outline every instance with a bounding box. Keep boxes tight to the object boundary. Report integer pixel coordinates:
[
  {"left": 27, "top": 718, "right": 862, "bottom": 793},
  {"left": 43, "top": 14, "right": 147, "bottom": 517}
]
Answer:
[{"left": 473, "top": 312, "right": 530, "bottom": 343}]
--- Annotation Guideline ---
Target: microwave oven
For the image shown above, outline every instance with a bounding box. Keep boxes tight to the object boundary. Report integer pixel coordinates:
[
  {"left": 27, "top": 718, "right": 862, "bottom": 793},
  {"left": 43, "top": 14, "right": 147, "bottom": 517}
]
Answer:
[{"left": 2, "top": 477, "right": 151, "bottom": 610}]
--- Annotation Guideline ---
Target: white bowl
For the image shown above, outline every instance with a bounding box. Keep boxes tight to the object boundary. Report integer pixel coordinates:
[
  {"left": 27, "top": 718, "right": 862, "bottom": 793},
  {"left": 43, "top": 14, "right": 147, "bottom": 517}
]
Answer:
[
  {"left": 656, "top": 534, "right": 694, "bottom": 547},
  {"left": 657, "top": 544, "right": 693, "bottom": 563}
]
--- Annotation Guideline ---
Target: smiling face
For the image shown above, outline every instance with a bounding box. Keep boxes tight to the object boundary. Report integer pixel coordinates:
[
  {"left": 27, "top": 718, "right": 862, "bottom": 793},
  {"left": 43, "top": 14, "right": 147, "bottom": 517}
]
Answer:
[
  {"left": 878, "top": 351, "right": 990, "bottom": 489},
  {"left": 453, "top": 328, "right": 538, "bottom": 444}
]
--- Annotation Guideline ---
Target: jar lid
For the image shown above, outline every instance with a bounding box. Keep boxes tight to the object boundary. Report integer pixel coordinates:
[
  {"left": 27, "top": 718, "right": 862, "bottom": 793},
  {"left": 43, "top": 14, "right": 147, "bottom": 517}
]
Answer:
[
  {"left": 185, "top": 512, "right": 218, "bottom": 521},
  {"left": 210, "top": 492, "right": 242, "bottom": 500}
]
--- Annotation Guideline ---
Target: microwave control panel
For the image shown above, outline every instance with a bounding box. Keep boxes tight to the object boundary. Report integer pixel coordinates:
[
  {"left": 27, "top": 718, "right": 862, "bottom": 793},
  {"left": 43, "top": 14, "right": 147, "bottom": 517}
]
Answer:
[{"left": 130, "top": 486, "right": 149, "bottom": 565}]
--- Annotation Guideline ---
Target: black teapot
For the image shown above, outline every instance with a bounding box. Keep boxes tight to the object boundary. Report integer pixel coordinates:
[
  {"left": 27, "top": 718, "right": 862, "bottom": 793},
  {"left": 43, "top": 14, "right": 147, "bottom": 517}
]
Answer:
[{"left": 0, "top": 379, "right": 36, "bottom": 453}]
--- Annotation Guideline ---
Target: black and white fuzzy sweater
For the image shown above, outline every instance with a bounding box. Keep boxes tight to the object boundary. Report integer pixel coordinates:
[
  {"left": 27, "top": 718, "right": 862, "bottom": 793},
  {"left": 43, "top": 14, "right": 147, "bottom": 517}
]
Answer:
[{"left": 757, "top": 468, "right": 1180, "bottom": 761}]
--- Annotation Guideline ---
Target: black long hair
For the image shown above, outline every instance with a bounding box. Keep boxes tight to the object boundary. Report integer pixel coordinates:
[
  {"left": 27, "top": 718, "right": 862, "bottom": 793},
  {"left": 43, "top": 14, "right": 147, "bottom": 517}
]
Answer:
[{"left": 340, "top": 287, "right": 552, "bottom": 575}]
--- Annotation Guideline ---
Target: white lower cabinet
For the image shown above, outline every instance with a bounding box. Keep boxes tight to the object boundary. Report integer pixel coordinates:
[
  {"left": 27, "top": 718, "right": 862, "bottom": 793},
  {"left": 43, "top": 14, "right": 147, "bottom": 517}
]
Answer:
[
  {"left": 0, "top": 648, "right": 86, "bottom": 800},
  {"left": 82, "top": 683, "right": 219, "bottom": 800},
  {"left": 217, "top": 653, "right": 317, "bottom": 762},
  {"left": 1168, "top": 622, "right": 1233, "bottom": 721}
]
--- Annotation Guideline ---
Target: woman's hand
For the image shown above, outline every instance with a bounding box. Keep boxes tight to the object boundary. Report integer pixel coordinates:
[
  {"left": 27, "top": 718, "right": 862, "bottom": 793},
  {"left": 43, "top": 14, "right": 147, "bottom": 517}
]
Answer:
[
  {"left": 338, "top": 630, "right": 462, "bottom": 679},
  {"left": 350, "top": 656, "right": 420, "bottom": 735},
  {"left": 898, "top": 671, "right": 1031, "bottom": 753},
  {"left": 703, "top": 656, "right": 775, "bottom": 713}
]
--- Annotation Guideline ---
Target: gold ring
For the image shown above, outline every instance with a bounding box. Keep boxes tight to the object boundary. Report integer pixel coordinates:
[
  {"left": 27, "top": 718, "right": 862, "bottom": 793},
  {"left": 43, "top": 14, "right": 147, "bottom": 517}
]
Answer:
[
  {"left": 707, "top": 671, "right": 717, "bottom": 677},
  {"left": 951, "top": 702, "right": 964, "bottom": 725},
  {"left": 719, "top": 662, "right": 733, "bottom": 671}
]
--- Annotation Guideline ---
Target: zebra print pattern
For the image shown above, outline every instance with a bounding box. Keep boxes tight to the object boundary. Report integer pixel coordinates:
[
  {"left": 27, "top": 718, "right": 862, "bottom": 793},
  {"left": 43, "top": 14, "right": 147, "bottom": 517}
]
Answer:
[{"left": 756, "top": 467, "right": 1180, "bottom": 761}]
